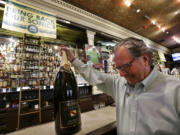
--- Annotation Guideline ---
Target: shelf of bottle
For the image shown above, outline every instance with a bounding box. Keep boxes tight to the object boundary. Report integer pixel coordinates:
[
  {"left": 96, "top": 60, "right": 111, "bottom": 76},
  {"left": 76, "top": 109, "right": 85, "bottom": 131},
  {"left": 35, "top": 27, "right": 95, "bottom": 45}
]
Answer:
[
  {"left": 0, "top": 77, "right": 54, "bottom": 80},
  {"left": 0, "top": 78, "right": 11, "bottom": 80},
  {"left": 0, "top": 107, "right": 17, "bottom": 112},
  {"left": 0, "top": 71, "right": 21, "bottom": 73},
  {"left": 0, "top": 62, "right": 22, "bottom": 65},
  {"left": 0, "top": 87, "right": 19, "bottom": 93},
  {"left": 78, "top": 84, "right": 90, "bottom": 87},
  {"left": 0, "top": 85, "right": 92, "bottom": 94},
  {"left": 0, "top": 104, "right": 54, "bottom": 113},
  {"left": 40, "top": 55, "right": 55, "bottom": 57},
  {"left": 23, "top": 78, "right": 39, "bottom": 80},
  {"left": 21, "top": 86, "right": 41, "bottom": 90},
  {"left": 0, "top": 59, "right": 60, "bottom": 67},
  {"left": 10, "top": 75, "right": 23, "bottom": 79},
  {"left": 21, "top": 99, "right": 39, "bottom": 102},
  {"left": 22, "top": 69, "right": 39, "bottom": 71},
  {"left": 0, "top": 51, "right": 16, "bottom": 54},
  {"left": 22, "top": 77, "right": 54, "bottom": 79},
  {"left": 0, "top": 87, "right": 19, "bottom": 91},
  {"left": 0, "top": 85, "right": 54, "bottom": 93},
  {"left": 22, "top": 70, "right": 39, "bottom": 73},
  {"left": 0, "top": 72, "right": 22, "bottom": 75},
  {"left": 0, "top": 85, "right": 92, "bottom": 95},
  {"left": 24, "top": 51, "right": 40, "bottom": 54},
  {"left": 24, "top": 43, "right": 40, "bottom": 47},
  {"left": 39, "top": 60, "right": 57, "bottom": 62},
  {"left": 23, "top": 59, "right": 39, "bottom": 61}
]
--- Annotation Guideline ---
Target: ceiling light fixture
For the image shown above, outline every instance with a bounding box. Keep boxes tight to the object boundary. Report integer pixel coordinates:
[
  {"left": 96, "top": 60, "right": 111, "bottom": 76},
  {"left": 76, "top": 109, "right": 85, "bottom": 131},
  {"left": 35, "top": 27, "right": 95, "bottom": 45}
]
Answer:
[
  {"left": 175, "top": 10, "right": 179, "bottom": 15},
  {"left": 145, "top": 16, "right": 168, "bottom": 33},
  {"left": 136, "top": 9, "right": 141, "bottom": 13},
  {"left": 157, "top": 25, "right": 161, "bottom": 29},
  {"left": 123, "top": 0, "right": 134, "bottom": 7},
  {"left": 172, "top": 36, "right": 180, "bottom": 44},
  {"left": 151, "top": 20, "right": 156, "bottom": 25}
]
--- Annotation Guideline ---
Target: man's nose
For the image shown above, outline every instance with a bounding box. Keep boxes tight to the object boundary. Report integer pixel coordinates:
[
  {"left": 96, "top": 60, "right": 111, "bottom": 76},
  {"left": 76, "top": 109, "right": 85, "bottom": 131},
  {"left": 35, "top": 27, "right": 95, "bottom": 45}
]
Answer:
[{"left": 119, "top": 70, "right": 127, "bottom": 76}]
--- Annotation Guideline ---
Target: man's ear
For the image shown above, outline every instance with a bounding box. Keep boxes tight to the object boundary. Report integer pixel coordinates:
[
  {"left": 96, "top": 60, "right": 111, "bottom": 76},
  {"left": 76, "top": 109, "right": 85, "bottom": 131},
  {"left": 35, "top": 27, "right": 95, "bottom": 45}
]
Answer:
[{"left": 142, "top": 53, "right": 149, "bottom": 66}]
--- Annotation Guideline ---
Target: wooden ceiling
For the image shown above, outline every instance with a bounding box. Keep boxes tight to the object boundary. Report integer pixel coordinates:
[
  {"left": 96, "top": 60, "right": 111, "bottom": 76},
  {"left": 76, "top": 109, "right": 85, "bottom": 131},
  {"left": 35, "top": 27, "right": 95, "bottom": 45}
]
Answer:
[{"left": 62, "top": 0, "right": 180, "bottom": 51}]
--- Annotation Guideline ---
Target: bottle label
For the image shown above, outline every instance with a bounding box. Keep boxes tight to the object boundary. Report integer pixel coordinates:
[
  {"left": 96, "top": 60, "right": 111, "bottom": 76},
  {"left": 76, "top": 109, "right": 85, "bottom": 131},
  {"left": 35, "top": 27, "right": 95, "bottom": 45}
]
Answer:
[{"left": 59, "top": 100, "right": 80, "bottom": 128}]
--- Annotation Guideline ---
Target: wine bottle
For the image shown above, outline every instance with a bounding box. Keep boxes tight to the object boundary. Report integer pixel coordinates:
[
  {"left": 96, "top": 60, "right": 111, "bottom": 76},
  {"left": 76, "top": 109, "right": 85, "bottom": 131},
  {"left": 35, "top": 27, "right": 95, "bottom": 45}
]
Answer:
[{"left": 54, "top": 51, "right": 81, "bottom": 135}]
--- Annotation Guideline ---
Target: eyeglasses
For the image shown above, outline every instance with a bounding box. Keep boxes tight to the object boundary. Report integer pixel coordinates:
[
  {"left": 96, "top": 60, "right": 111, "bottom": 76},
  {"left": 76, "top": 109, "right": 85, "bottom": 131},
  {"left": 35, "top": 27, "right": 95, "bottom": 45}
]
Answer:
[{"left": 116, "top": 57, "right": 136, "bottom": 72}]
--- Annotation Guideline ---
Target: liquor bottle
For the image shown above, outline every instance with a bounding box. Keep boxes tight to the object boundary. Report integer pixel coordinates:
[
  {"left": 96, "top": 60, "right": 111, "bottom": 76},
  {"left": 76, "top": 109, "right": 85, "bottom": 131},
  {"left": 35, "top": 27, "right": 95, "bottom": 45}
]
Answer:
[
  {"left": 54, "top": 51, "right": 81, "bottom": 135},
  {"left": 104, "top": 59, "right": 108, "bottom": 73}
]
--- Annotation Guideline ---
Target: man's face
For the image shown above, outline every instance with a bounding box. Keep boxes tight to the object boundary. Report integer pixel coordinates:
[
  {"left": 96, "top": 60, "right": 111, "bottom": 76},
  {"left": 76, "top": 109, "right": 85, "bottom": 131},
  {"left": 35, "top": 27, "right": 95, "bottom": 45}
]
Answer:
[{"left": 114, "top": 46, "right": 150, "bottom": 86}]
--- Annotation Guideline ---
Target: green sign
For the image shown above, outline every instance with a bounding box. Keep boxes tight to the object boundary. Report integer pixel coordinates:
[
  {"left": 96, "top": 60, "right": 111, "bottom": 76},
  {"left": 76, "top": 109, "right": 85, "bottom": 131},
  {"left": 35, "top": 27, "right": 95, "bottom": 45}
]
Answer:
[{"left": 2, "top": 0, "right": 56, "bottom": 38}]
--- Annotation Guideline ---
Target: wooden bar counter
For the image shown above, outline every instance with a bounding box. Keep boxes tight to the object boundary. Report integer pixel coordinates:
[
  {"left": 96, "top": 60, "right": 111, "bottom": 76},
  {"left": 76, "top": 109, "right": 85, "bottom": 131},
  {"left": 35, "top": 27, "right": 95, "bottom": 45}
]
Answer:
[{"left": 7, "top": 106, "right": 116, "bottom": 135}]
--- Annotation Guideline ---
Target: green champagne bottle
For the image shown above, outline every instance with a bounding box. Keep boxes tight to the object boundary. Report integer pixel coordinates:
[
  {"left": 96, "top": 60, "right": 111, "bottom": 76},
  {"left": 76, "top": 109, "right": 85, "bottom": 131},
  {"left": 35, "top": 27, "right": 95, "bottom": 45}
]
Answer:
[{"left": 54, "top": 51, "right": 81, "bottom": 135}]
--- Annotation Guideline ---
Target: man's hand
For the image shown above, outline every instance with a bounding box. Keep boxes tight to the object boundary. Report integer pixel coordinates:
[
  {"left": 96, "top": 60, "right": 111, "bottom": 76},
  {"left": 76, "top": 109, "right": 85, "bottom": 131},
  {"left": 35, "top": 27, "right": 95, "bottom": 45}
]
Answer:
[{"left": 60, "top": 47, "right": 76, "bottom": 63}]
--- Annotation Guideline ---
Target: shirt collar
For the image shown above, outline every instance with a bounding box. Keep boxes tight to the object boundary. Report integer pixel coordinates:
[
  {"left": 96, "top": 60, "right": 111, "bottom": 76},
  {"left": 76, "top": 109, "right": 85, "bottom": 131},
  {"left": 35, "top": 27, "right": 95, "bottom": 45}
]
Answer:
[
  {"left": 125, "top": 67, "right": 158, "bottom": 90},
  {"left": 141, "top": 67, "right": 158, "bottom": 90}
]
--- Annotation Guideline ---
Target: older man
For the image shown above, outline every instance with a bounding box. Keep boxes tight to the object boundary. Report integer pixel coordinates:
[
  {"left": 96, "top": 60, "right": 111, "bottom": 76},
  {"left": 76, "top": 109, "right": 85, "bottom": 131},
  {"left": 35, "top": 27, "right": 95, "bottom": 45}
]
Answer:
[{"left": 61, "top": 37, "right": 180, "bottom": 135}]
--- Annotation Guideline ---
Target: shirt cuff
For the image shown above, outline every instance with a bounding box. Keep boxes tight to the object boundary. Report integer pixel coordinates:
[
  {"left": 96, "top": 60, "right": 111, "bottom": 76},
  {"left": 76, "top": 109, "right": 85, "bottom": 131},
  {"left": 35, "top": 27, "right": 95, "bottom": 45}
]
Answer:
[{"left": 72, "top": 58, "right": 84, "bottom": 69}]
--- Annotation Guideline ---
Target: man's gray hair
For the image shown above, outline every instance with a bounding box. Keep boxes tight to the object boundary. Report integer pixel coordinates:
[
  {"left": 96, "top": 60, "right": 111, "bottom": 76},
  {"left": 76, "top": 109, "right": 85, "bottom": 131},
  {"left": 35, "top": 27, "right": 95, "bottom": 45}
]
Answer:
[{"left": 114, "top": 37, "right": 154, "bottom": 68}]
